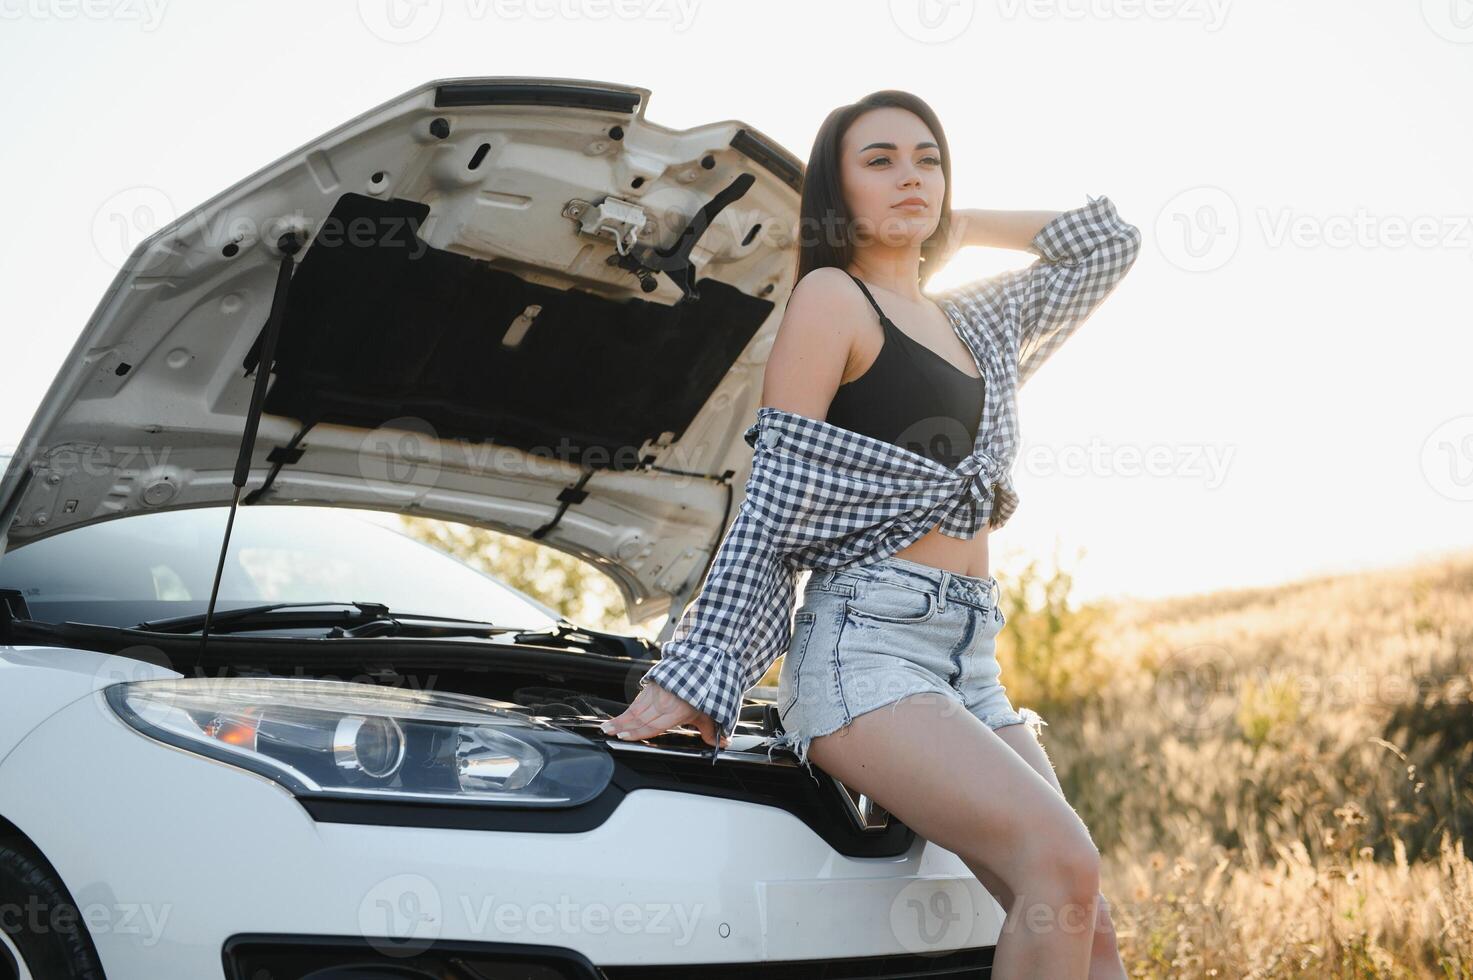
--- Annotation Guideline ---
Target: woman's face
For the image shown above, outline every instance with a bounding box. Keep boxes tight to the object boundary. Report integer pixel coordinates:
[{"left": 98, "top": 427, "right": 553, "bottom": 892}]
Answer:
[{"left": 839, "top": 106, "right": 945, "bottom": 251}]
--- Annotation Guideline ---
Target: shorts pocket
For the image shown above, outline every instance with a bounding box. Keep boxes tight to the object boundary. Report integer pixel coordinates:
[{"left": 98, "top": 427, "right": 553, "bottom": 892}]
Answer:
[
  {"left": 777, "top": 610, "right": 818, "bottom": 716},
  {"left": 845, "top": 580, "right": 937, "bottom": 625}
]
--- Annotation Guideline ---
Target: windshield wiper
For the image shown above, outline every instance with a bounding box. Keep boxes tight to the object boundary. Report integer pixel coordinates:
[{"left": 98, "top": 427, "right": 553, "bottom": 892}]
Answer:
[
  {"left": 137, "top": 601, "right": 393, "bottom": 635},
  {"left": 135, "top": 601, "right": 542, "bottom": 638},
  {"left": 133, "top": 605, "right": 655, "bottom": 658}
]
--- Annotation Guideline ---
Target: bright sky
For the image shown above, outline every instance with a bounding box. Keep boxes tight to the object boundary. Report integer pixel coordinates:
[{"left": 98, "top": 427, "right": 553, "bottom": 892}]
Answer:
[{"left": 2, "top": 0, "right": 1469, "bottom": 606}]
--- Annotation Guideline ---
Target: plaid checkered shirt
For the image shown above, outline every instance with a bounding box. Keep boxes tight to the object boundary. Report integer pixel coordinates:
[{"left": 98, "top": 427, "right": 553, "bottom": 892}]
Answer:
[{"left": 638, "top": 194, "right": 1141, "bottom": 762}]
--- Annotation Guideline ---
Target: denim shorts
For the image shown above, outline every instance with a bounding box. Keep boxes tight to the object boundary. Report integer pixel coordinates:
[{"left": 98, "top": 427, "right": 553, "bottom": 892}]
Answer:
[{"left": 765, "top": 553, "right": 1046, "bottom": 779}]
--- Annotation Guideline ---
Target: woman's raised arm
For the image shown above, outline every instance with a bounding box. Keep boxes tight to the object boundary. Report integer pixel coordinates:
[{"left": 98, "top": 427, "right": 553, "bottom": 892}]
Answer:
[{"left": 940, "top": 195, "right": 1142, "bottom": 384}]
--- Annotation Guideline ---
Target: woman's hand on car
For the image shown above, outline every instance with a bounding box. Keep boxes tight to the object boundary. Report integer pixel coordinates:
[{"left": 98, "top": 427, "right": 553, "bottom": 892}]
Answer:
[{"left": 601, "top": 682, "right": 731, "bottom": 749}]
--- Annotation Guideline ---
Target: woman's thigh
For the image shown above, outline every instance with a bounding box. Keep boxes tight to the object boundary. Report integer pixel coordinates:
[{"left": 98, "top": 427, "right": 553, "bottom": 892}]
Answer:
[
  {"left": 968, "top": 721, "right": 1073, "bottom": 909},
  {"left": 993, "top": 720, "right": 1066, "bottom": 800},
  {"left": 802, "top": 690, "right": 1096, "bottom": 899}
]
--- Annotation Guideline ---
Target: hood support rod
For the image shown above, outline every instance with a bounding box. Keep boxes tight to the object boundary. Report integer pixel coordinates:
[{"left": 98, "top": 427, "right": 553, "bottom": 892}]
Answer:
[{"left": 199, "top": 232, "right": 302, "bottom": 654}]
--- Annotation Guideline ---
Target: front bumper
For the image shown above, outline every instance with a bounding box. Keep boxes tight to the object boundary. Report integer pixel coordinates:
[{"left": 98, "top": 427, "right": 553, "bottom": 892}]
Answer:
[{"left": 0, "top": 690, "right": 1004, "bottom": 978}]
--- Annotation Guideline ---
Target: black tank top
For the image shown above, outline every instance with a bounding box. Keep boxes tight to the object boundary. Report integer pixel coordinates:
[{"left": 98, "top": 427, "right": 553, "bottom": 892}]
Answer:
[{"left": 825, "top": 273, "right": 985, "bottom": 469}]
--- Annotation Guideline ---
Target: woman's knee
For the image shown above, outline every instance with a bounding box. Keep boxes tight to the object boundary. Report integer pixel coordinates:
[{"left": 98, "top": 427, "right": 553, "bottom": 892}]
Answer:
[
  {"left": 1012, "top": 843, "right": 1101, "bottom": 942},
  {"left": 972, "top": 821, "right": 1100, "bottom": 917},
  {"left": 1025, "top": 837, "right": 1102, "bottom": 903}
]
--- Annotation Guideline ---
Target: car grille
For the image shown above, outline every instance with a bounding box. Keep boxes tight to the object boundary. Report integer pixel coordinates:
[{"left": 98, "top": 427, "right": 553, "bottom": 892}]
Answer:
[
  {"left": 600, "top": 946, "right": 995, "bottom": 977},
  {"left": 223, "top": 934, "right": 994, "bottom": 979},
  {"left": 610, "top": 744, "right": 916, "bottom": 858}
]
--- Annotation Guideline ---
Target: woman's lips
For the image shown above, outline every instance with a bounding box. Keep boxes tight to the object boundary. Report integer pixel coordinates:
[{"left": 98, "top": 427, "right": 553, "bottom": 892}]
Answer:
[{"left": 893, "top": 202, "right": 928, "bottom": 212}]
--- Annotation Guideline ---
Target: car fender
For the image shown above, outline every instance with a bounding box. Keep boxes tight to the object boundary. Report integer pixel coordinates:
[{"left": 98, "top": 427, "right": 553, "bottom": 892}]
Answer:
[{"left": 0, "top": 644, "right": 180, "bottom": 773}]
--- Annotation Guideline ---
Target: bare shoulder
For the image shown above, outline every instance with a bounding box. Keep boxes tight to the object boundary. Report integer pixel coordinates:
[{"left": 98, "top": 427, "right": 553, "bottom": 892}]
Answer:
[
  {"left": 778, "top": 267, "right": 871, "bottom": 351},
  {"left": 760, "top": 267, "right": 866, "bottom": 416},
  {"left": 792, "top": 265, "right": 856, "bottom": 294}
]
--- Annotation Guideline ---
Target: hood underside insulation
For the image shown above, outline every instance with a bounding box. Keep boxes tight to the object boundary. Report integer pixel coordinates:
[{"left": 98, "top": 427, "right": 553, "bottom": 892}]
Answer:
[{"left": 258, "top": 192, "right": 774, "bottom": 471}]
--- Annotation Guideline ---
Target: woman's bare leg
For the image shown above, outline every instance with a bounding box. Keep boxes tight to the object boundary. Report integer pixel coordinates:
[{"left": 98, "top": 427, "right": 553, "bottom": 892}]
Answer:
[
  {"left": 803, "top": 692, "right": 1101, "bottom": 979},
  {"left": 991, "top": 722, "right": 1127, "bottom": 980}
]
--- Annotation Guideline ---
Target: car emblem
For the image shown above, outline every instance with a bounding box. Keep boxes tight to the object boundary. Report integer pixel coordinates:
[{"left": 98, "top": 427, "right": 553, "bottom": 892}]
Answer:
[{"left": 834, "top": 778, "right": 891, "bottom": 831}]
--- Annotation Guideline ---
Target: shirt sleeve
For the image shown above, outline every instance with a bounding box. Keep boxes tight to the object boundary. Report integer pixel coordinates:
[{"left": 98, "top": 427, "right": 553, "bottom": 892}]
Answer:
[
  {"left": 637, "top": 496, "right": 795, "bottom": 746},
  {"left": 948, "top": 194, "right": 1141, "bottom": 385}
]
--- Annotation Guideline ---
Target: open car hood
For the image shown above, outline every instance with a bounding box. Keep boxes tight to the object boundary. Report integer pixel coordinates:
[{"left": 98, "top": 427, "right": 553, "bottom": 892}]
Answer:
[{"left": 0, "top": 77, "right": 804, "bottom": 627}]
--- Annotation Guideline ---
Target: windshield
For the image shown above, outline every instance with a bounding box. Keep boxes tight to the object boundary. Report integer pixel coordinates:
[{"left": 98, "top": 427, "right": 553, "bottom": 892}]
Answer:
[{"left": 0, "top": 505, "right": 561, "bottom": 631}]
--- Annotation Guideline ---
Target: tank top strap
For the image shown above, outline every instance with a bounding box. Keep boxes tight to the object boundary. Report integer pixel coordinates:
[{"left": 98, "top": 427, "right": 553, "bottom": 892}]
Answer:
[{"left": 845, "top": 273, "right": 894, "bottom": 327}]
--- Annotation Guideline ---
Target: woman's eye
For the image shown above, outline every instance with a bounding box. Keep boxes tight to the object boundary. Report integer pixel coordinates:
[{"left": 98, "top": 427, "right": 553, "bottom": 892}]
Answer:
[{"left": 865, "top": 154, "right": 941, "bottom": 167}]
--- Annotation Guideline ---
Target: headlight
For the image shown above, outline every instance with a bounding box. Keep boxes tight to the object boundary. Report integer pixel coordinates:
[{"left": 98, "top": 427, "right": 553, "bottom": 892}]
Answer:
[{"left": 104, "top": 678, "right": 614, "bottom": 807}]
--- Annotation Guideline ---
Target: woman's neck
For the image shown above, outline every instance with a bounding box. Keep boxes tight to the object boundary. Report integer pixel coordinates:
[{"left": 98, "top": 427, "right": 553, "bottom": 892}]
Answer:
[{"left": 846, "top": 255, "right": 924, "bottom": 302}]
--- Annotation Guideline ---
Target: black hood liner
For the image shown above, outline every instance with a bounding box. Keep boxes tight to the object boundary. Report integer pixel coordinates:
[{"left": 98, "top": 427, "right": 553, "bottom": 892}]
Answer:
[{"left": 259, "top": 192, "right": 772, "bottom": 471}]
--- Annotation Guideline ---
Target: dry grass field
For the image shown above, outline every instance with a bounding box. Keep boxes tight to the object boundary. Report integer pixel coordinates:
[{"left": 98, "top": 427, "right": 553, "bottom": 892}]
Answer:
[{"left": 997, "top": 551, "right": 1473, "bottom": 978}]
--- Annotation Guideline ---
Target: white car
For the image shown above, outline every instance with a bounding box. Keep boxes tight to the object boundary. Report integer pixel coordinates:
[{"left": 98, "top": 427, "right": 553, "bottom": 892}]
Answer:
[{"left": 0, "top": 77, "right": 1006, "bottom": 979}]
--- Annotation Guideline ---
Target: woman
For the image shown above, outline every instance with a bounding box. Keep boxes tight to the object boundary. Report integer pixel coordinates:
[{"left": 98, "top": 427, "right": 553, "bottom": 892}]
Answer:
[{"left": 602, "top": 90, "right": 1139, "bottom": 979}]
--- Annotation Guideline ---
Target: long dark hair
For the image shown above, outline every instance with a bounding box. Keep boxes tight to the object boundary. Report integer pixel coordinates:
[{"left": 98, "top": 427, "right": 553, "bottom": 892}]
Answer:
[{"left": 794, "top": 90, "right": 955, "bottom": 291}]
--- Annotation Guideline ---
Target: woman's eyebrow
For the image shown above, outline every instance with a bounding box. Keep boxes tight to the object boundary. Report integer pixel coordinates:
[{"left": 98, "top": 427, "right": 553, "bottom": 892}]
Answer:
[{"left": 858, "top": 140, "right": 940, "bottom": 152}]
